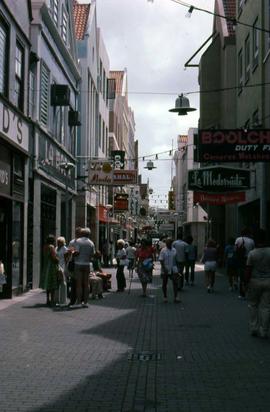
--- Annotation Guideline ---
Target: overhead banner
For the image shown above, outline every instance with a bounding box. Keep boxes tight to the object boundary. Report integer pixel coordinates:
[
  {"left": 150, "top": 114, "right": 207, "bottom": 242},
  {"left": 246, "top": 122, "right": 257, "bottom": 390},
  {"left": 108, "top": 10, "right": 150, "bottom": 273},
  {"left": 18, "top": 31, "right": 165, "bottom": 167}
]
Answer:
[
  {"left": 188, "top": 166, "right": 250, "bottom": 192},
  {"left": 198, "top": 129, "right": 270, "bottom": 162},
  {"left": 194, "top": 191, "right": 246, "bottom": 205}
]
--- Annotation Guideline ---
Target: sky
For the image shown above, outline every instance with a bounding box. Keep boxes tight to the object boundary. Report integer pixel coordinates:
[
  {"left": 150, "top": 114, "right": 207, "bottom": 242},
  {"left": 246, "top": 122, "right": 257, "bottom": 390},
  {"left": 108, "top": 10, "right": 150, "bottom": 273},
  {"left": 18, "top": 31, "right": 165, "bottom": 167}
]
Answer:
[{"left": 84, "top": 0, "right": 215, "bottom": 207}]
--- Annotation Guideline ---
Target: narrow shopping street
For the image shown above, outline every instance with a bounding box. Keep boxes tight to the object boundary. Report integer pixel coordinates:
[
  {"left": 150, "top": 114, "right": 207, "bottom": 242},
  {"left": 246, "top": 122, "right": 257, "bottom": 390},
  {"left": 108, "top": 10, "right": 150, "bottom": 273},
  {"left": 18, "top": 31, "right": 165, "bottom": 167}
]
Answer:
[{"left": 1, "top": 264, "right": 270, "bottom": 412}]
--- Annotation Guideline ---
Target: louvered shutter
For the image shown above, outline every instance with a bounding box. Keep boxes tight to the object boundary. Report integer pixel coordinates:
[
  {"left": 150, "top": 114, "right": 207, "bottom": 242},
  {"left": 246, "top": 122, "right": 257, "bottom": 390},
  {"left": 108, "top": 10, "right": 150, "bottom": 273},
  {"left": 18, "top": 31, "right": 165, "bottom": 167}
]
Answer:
[
  {"left": 0, "top": 22, "right": 7, "bottom": 95},
  {"left": 40, "top": 63, "right": 50, "bottom": 126}
]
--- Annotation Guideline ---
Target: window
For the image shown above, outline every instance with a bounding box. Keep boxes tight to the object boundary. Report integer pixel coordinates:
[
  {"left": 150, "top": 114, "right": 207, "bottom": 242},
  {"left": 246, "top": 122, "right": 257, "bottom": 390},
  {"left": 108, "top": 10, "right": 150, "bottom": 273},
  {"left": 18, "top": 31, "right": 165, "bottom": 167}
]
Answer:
[
  {"left": 253, "top": 18, "right": 259, "bottom": 67},
  {"left": 245, "top": 35, "right": 250, "bottom": 82},
  {"left": 28, "top": 71, "right": 35, "bottom": 118},
  {"left": 98, "top": 114, "right": 102, "bottom": 147},
  {"left": 238, "top": 49, "right": 243, "bottom": 92},
  {"left": 0, "top": 18, "right": 8, "bottom": 96},
  {"left": 14, "top": 42, "right": 24, "bottom": 111},
  {"left": 61, "top": 5, "right": 68, "bottom": 45},
  {"left": 103, "top": 68, "right": 106, "bottom": 100},
  {"left": 50, "top": 0, "right": 59, "bottom": 26},
  {"left": 40, "top": 63, "right": 50, "bottom": 126}
]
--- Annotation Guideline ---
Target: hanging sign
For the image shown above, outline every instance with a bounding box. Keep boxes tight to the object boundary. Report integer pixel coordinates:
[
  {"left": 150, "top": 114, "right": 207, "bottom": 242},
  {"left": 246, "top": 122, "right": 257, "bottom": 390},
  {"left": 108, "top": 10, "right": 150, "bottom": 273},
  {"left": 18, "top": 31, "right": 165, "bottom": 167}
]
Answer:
[
  {"left": 111, "top": 150, "right": 125, "bottom": 169},
  {"left": 198, "top": 129, "right": 270, "bottom": 162},
  {"left": 114, "top": 193, "right": 129, "bottom": 211},
  {"left": 88, "top": 160, "right": 114, "bottom": 185},
  {"left": 188, "top": 166, "right": 250, "bottom": 192},
  {"left": 194, "top": 191, "right": 246, "bottom": 205},
  {"left": 113, "top": 170, "right": 137, "bottom": 185}
]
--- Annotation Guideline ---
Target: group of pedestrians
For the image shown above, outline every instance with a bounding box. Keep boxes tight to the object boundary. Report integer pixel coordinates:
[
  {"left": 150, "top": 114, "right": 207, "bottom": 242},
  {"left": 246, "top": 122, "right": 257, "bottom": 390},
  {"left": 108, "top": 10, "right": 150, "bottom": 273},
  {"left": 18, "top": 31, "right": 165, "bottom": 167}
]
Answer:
[{"left": 39, "top": 225, "right": 270, "bottom": 340}]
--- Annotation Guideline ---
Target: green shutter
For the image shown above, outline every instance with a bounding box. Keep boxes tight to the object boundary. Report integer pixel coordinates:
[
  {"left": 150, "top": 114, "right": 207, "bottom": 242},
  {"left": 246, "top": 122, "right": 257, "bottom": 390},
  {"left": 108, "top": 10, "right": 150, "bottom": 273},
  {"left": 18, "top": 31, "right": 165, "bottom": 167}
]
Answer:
[{"left": 40, "top": 63, "right": 50, "bottom": 126}]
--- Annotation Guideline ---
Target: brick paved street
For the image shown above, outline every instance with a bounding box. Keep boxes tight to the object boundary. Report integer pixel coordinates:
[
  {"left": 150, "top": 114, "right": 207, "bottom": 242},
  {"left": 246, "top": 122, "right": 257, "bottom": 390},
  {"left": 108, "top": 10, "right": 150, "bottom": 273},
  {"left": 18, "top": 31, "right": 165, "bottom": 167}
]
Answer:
[{"left": 1, "top": 264, "right": 270, "bottom": 412}]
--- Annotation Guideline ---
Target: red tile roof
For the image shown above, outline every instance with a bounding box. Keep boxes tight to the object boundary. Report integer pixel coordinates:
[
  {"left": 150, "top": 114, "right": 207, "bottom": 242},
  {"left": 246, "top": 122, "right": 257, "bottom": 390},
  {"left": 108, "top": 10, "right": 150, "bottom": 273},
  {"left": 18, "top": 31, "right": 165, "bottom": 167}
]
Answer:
[
  {"left": 223, "top": 0, "right": 236, "bottom": 36},
  {"left": 110, "top": 71, "right": 125, "bottom": 95},
  {"left": 73, "top": 1, "right": 91, "bottom": 40}
]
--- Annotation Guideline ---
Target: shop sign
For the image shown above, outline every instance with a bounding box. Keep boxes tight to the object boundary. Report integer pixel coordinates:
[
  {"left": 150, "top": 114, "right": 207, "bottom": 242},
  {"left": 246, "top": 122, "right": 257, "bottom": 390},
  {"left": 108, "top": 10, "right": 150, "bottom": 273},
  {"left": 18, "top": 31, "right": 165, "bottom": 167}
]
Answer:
[
  {"left": 194, "top": 191, "right": 246, "bottom": 205},
  {"left": 88, "top": 160, "right": 114, "bottom": 185},
  {"left": 114, "top": 193, "right": 129, "bottom": 211},
  {"left": 0, "top": 101, "right": 29, "bottom": 153},
  {"left": 198, "top": 129, "right": 270, "bottom": 162},
  {"left": 0, "top": 159, "right": 10, "bottom": 195},
  {"left": 38, "top": 133, "right": 75, "bottom": 189},
  {"left": 188, "top": 166, "right": 250, "bottom": 192},
  {"left": 113, "top": 170, "right": 137, "bottom": 185}
]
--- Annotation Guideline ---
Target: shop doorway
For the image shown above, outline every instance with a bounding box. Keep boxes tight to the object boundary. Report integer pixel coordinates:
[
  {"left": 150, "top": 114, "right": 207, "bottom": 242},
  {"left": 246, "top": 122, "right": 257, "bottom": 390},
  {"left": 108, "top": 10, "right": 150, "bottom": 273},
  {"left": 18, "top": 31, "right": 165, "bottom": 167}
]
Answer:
[{"left": 0, "top": 198, "right": 12, "bottom": 298}]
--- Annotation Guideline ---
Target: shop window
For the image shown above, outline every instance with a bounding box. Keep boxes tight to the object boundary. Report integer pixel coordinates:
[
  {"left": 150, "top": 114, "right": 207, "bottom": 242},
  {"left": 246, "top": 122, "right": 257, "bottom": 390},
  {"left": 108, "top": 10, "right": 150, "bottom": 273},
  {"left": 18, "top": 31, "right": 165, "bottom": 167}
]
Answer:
[
  {"left": 12, "top": 202, "right": 22, "bottom": 289},
  {"left": 0, "top": 16, "right": 9, "bottom": 97}
]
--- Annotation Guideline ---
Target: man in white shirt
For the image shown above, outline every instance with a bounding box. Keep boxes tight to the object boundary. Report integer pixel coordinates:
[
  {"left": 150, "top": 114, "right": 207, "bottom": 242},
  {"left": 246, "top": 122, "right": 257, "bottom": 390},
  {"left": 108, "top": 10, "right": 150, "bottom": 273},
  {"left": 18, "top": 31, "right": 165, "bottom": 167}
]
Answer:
[
  {"left": 172, "top": 235, "right": 188, "bottom": 287},
  {"left": 159, "top": 238, "right": 181, "bottom": 303},
  {"left": 235, "top": 228, "right": 255, "bottom": 299}
]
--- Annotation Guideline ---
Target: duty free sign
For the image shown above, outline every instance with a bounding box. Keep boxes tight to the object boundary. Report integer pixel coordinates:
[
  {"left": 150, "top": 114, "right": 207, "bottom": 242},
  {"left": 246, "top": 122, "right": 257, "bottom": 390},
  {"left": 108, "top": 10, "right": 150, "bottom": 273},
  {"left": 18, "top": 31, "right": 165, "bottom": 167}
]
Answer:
[{"left": 198, "top": 129, "right": 270, "bottom": 162}]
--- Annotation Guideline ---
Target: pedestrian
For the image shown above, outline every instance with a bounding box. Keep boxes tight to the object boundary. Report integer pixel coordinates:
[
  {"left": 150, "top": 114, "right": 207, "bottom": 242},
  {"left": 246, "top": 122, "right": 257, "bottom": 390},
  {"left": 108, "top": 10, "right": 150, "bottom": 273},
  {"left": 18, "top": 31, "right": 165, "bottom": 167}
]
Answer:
[
  {"left": 245, "top": 229, "right": 270, "bottom": 338},
  {"left": 89, "top": 263, "right": 104, "bottom": 300},
  {"left": 235, "top": 228, "right": 255, "bottom": 299},
  {"left": 39, "top": 235, "right": 59, "bottom": 306},
  {"left": 159, "top": 237, "right": 181, "bottom": 303},
  {"left": 172, "top": 234, "right": 188, "bottom": 287},
  {"left": 115, "top": 239, "right": 127, "bottom": 292},
  {"left": 73, "top": 227, "right": 95, "bottom": 307},
  {"left": 224, "top": 237, "right": 238, "bottom": 291},
  {"left": 184, "top": 235, "right": 197, "bottom": 286},
  {"left": 66, "top": 227, "right": 82, "bottom": 306},
  {"left": 56, "top": 236, "right": 68, "bottom": 307},
  {"left": 126, "top": 241, "right": 137, "bottom": 278},
  {"left": 201, "top": 239, "right": 218, "bottom": 293},
  {"left": 135, "top": 238, "right": 154, "bottom": 297},
  {"left": 92, "top": 250, "right": 112, "bottom": 291}
]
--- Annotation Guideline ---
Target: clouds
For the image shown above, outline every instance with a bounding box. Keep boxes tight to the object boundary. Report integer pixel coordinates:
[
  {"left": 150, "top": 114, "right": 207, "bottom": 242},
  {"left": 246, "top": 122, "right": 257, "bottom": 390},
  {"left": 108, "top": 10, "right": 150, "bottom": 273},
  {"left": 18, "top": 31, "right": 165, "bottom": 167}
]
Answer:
[{"left": 94, "top": 0, "right": 215, "bottom": 200}]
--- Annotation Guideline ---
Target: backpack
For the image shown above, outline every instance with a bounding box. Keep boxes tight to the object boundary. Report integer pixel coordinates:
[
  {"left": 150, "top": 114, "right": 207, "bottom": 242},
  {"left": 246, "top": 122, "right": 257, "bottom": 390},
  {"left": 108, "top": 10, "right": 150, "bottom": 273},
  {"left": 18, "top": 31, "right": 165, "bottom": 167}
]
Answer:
[{"left": 235, "top": 238, "right": 246, "bottom": 262}]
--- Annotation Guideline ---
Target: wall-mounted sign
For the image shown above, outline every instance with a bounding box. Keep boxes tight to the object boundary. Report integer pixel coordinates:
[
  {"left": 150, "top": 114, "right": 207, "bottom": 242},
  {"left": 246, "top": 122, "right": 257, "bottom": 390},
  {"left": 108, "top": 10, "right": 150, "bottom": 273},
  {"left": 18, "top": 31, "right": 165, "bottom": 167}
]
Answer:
[
  {"left": 114, "top": 193, "right": 129, "bottom": 211},
  {"left": 0, "top": 101, "right": 29, "bottom": 153},
  {"left": 38, "top": 133, "right": 75, "bottom": 190},
  {"left": 188, "top": 166, "right": 250, "bottom": 192},
  {"left": 198, "top": 129, "right": 270, "bottom": 162},
  {"left": 194, "top": 191, "right": 246, "bottom": 205}
]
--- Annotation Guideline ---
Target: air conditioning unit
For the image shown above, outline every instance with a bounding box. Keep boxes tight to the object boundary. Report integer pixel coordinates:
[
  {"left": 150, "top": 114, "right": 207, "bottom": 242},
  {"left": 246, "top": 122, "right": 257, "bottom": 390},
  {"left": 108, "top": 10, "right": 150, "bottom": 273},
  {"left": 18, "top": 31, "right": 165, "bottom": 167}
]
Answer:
[
  {"left": 51, "top": 84, "right": 70, "bottom": 106},
  {"left": 68, "top": 110, "right": 81, "bottom": 126}
]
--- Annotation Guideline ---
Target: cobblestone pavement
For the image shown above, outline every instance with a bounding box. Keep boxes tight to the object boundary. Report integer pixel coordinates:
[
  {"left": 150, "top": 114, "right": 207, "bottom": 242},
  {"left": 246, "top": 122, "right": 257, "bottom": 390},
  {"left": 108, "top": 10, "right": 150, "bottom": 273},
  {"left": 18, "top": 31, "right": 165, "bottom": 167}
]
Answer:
[{"left": 1, "top": 264, "right": 270, "bottom": 412}]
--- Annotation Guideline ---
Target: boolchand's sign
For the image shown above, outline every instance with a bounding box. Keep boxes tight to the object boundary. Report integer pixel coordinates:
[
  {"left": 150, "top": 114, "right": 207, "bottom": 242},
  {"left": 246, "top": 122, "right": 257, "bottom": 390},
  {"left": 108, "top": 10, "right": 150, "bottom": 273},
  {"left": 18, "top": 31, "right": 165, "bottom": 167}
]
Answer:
[
  {"left": 198, "top": 129, "right": 270, "bottom": 162},
  {"left": 188, "top": 166, "right": 250, "bottom": 192}
]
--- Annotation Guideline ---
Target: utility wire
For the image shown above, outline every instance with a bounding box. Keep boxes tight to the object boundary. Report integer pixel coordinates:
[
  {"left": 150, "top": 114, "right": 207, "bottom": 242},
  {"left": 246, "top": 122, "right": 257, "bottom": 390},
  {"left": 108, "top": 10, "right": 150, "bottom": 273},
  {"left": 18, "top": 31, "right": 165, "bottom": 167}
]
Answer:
[{"left": 168, "top": 0, "right": 270, "bottom": 34}]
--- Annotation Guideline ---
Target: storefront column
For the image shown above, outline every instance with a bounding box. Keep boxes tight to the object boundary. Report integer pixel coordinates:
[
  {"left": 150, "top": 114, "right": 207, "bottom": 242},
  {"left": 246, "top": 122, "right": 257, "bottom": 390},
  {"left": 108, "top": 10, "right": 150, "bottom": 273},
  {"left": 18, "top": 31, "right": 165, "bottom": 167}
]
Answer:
[
  {"left": 32, "top": 177, "right": 41, "bottom": 289},
  {"left": 22, "top": 159, "right": 29, "bottom": 290},
  {"left": 56, "top": 190, "right": 61, "bottom": 239}
]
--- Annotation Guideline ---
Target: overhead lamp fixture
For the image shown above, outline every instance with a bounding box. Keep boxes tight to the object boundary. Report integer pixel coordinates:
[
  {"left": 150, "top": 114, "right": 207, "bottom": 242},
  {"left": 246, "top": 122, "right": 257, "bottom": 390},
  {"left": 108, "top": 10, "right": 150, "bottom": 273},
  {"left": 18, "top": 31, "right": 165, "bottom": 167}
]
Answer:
[
  {"left": 155, "top": 154, "right": 158, "bottom": 160},
  {"left": 144, "top": 160, "right": 156, "bottom": 170},
  {"left": 169, "top": 94, "right": 196, "bottom": 116},
  {"left": 186, "top": 6, "right": 194, "bottom": 18}
]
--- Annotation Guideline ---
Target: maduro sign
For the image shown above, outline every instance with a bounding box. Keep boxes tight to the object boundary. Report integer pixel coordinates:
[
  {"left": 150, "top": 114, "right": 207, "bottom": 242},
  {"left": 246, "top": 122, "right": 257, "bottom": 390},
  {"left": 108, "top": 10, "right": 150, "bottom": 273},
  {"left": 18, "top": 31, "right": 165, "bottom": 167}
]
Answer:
[
  {"left": 198, "top": 129, "right": 270, "bottom": 162},
  {"left": 194, "top": 191, "right": 246, "bottom": 205},
  {"left": 188, "top": 166, "right": 250, "bottom": 192}
]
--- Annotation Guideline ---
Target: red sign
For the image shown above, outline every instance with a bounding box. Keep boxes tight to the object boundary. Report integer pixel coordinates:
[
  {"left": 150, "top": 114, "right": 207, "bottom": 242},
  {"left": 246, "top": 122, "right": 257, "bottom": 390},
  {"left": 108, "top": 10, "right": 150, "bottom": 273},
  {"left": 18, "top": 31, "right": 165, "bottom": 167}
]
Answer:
[{"left": 194, "top": 191, "right": 246, "bottom": 205}]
